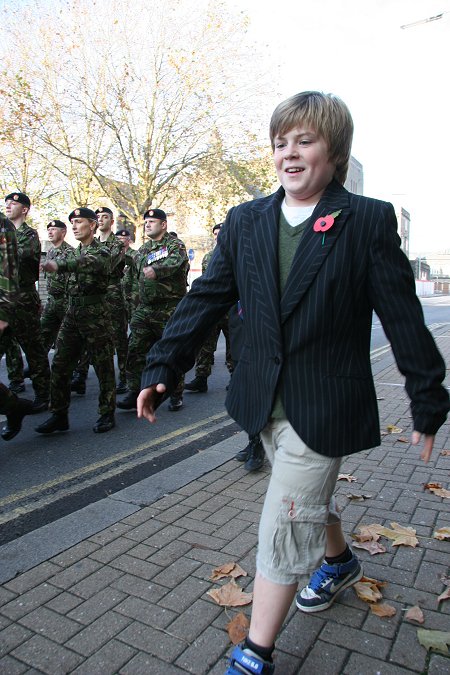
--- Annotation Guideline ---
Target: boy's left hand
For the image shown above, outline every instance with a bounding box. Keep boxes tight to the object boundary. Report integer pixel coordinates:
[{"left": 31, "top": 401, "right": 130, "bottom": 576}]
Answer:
[{"left": 411, "top": 431, "right": 435, "bottom": 463}]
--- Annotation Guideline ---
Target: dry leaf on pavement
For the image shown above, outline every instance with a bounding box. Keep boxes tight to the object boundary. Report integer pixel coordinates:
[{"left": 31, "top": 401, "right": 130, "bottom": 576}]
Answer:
[
  {"left": 368, "top": 522, "right": 419, "bottom": 547},
  {"left": 226, "top": 612, "right": 250, "bottom": 644},
  {"left": 337, "top": 474, "right": 357, "bottom": 482},
  {"left": 353, "top": 524, "right": 381, "bottom": 542},
  {"left": 429, "top": 487, "right": 450, "bottom": 499},
  {"left": 211, "top": 562, "right": 248, "bottom": 581},
  {"left": 417, "top": 629, "right": 450, "bottom": 655},
  {"left": 424, "top": 482, "right": 442, "bottom": 490},
  {"left": 386, "top": 424, "right": 403, "bottom": 433},
  {"left": 353, "top": 576, "right": 386, "bottom": 603},
  {"left": 370, "top": 603, "right": 396, "bottom": 618},
  {"left": 405, "top": 606, "right": 425, "bottom": 624},
  {"left": 207, "top": 580, "right": 253, "bottom": 607},
  {"left": 396, "top": 437, "right": 409, "bottom": 443},
  {"left": 346, "top": 493, "right": 373, "bottom": 501},
  {"left": 353, "top": 540, "right": 387, "bottom": 555},
  {"left": 437, "top": 588, "right": 450, "bottom": 605},
  {"left": 440, "top": 450, "right": 450, "bottom": 456},
  {"left": 433, "top": 527, "right": 450, "bottom": 541},
  {"left": 440, "top": 574, "right": 450, "bottom": 587}
]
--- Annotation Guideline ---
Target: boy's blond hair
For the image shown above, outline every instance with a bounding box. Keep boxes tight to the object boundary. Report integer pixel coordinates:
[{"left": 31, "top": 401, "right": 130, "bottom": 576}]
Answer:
[{"left": 270, "top": 91, "right": 354, "bottom": 185}]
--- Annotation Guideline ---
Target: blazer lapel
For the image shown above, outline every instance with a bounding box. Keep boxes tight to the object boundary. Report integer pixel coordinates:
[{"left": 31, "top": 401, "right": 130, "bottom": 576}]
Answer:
[
  {"left": 242, "top": 187, "right": 283, "bottom": 324},
  {"left": 280, "top": 180, "right": 351, "bottom": 324}
]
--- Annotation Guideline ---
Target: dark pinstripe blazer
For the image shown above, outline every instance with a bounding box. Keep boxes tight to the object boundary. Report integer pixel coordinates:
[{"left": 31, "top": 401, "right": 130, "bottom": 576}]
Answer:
[{"left": 142, "top": 180, "right": 449, "bottom": 457}]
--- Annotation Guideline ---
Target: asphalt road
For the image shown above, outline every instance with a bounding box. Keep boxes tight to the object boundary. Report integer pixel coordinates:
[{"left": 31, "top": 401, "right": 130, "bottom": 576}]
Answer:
[{"left": 0, "top": 296, "right": 448, "bottom": 545}]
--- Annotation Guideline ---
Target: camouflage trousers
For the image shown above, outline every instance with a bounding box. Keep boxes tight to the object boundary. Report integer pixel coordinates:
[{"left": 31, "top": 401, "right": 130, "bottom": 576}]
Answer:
[
  {"left": 50, "top": 303, "right": 116, "bottom": 416},
  {"left": 0, "top": 381, "right": 20, "bottom": 415},
  {"left": 0, "top": 289, "right": 50, "bottom": 400},
  {"left": 74, "top": 294, "right": 128, "bottom": 383},
  {"left": 195, "top": 313, "right": 233, "bottom": 378},
  {"left": 40, "top": 295, "right": 68, "bottom": 352},
  {"left": 5, "top": 338, "right": 24, "bottom": 385},
  {"left": 126, "top": 302, "right": 184, "bottom": 396}
]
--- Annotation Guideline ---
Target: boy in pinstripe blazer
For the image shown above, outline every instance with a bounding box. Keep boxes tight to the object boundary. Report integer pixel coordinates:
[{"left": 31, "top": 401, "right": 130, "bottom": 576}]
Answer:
[{"left": 137, "top": 92, "right": 449, "bottom": 674}]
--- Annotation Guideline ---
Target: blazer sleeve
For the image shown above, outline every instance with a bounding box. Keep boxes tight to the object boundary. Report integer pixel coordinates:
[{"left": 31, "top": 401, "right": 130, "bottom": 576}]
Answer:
[
  {"left": 367, "top": 202, "right": 449, "bottom": 435},
  {"left": 140, "top": 210, "right": 240, "bottom": 394}
]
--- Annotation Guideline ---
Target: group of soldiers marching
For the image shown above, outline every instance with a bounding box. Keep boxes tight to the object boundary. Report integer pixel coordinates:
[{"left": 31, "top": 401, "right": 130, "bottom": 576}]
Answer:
[{"left": 0, "top": 193, "right": 189, "bottom": 439}]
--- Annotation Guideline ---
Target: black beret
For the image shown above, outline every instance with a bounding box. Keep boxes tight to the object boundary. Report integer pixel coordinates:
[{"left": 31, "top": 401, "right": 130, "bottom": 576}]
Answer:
[
  {"left": 212, "top": 223, "right": 222, "bottom": 233},
  {"left": 5, "top": 192, "right": 31, "bottom": 208},
  {"left": 95, "top": 207, "right": 113, "bottom": 216},
  {"left": 47, "top": 220, "right": 67, "bottom": 229},
  {"left": 68, "top": 207, "right": 98, "bottom": 221},
  {"left": 143, "top": 208, "right": 167, "bottom": 221},
  {"left": 116, "top": 228, "right": 131, "bottom": 237}
]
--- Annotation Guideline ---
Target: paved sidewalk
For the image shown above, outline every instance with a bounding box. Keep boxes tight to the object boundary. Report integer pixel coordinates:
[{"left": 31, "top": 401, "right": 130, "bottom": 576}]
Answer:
[{"left": 0, "top": 326, "right": 449, "bottom": 674}]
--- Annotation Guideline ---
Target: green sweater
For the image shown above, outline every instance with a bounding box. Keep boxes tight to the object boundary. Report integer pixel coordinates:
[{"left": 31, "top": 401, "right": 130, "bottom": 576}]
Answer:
[{"left": 271, "top": 211, "right": 310, "bottom": 418}]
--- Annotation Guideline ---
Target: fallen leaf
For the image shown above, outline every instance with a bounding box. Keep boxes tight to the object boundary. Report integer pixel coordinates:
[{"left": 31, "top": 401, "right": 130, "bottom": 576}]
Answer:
[
  {"left": 211, "top": 562, "right": 247, "bottom": 581},
  {"left": 369, "top": 522, "right": 419, "bottom": 547},
  {"left": 437, "top": 588, "right": 450, "bottom": 605},
  {"left": 353, "top": 540, "right": 387, "bottom": 555},
  {"left": 226, "top": 612, "right": 249, "bottom": 644},
  {"left": 207, "top": 580, "right": 253, "bottom": 607},
  {"left": 433, "top": 527, "right": 450, "bottom": 541},
  {"left": 429, "top": 487, "right": 450, "bottom": 499},
  {"left": 440, "top": 574, "right": 450, "bottom": 587},
  {"left": 338, "top": 473, "right": 356, "bottom": 482},
  {"left": 440, "top": 450, "right": 450, "bottom": 456},
  {"left": 387, "top": 424, "right": 403, "bottom": 433},
  {"left": 353, "top": 524, "right": 381, "bottom": 542},
  {"left": 370, "top": 602, "right": 396, "bottom": 617},
  {"left": 396, "top": 437, "right": 409, "bottom": 443},
  {"left": 424, "top": 482, "right": 443, "bottom": 490},
  {"left": 417, "top": 628, "right": 450, "bottom": 655},
  {"left": 353, "top": 576, "right": 386, "bottom": 603},
  {"left": 405, "top": 606, "right": 425, "bottom": 624},
  {"left": 347, "top": 493, "right": 373, "bottom": 501}
]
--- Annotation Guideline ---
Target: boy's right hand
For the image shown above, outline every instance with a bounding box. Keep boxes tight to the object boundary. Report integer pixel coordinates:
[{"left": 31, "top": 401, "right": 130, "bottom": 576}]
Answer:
[{"left": 137, "top": 384, "right": 167, "bottom": 423}]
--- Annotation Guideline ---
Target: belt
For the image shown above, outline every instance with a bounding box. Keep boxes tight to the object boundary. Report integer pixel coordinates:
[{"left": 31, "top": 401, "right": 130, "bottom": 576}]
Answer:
[{"left": 68, "top": 295, "right": 104, "bottom": 307}]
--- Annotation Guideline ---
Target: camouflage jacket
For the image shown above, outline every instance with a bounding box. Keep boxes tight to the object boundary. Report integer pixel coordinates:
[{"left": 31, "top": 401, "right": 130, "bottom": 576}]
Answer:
[
  {"left": 201, "top": 249, "right": 214, "bottom": 274},
  {"left": 98, "top": 232, "right": 125, "bottom": 286},
  {"left": 45, "top": 240, "right": 74, "bottom": 298},
  {"left": 16, "top": 222, "right": 41, "bottom": 289},
  {"left": 135, "top": 233, "right": 189, "bottom": 305},
  {"left": 0, "top": 212, "right": 19, "bottom": 323},
  {"left": 122, "top": 248, "right": 138, "bottom": 302},
  {"left": 56, "top": 238, "right": 111, "bottom": 298}
]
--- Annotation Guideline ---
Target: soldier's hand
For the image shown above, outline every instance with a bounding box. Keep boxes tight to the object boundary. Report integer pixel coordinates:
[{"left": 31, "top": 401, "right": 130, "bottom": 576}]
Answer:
[
  {"left": 143, "top": 266, "right": 156, "bottom": 279},
  {"left": 411, "top": 430, "right": 435, "bottom": 463},
  {"left": 41, "top": 260, "right": 58, "bottom": 273},
  {"left": 0, "top": 320, "right": 9, "bottom": 333},
  {"left": 137, "top": 384, "right": 166, "bottom": 423}
]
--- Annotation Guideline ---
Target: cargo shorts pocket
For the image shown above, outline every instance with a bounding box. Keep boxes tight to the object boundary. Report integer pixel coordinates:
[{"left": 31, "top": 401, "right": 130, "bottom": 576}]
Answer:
[{"left": 270, "top": 497, "right": 330, "bottom": 576}]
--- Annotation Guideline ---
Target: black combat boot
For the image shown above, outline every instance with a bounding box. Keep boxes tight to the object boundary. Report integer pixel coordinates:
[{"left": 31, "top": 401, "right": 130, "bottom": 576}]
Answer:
[
  {"left": 183, "top": 376, "right": 208, "bottom": 393},
  {"left": 9, "top": 381, "right": 25, "bottom": 394},
  {"left": 1, "top": 398, "right": 34, "bottom": 441},
  {"left": 168, "top": 396, "right": 183, "bottom": 411},
  {"left": 71, "top": 373, "right": 86, "bottom": 395},
  {"left": 244, "top": 435, "right": 265, "bottom": 472},
  {"left": 117, "top": 390, "right": 138, "bottom": 409},
  {"left": 93, "top": 413, "right": 115, "bottom": 433},
  {"left": 31, "top": 395, "right": 50, "bottom": 414},
  {"left": 115, "top": 379, "right": 127, "bottom": 394},
  {"left": 35, "top": 413, "right": 69, "bottom": 434}
]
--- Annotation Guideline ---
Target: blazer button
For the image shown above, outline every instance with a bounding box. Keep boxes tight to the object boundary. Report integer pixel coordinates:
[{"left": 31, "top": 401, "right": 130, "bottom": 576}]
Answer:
[{"left": 273, "top": 356, "right": 281, "bottom": 365}]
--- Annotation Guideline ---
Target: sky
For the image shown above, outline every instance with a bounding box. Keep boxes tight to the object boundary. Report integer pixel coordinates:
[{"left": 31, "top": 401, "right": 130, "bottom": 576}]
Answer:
[{"left": 225, "top": 0, "right": 450, "bottom": 257}]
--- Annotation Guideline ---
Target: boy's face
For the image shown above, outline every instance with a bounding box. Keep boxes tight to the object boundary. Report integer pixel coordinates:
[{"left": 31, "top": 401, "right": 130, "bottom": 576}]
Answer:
[{"left": 273, "top": 126, "right": 335, "bottom": 206}]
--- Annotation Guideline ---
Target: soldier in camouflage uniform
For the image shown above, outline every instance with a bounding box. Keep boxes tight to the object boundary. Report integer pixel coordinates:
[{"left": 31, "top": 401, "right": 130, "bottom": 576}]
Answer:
[
  {"left": 184, "top": 223, "right": 233, "bottom": 393},
  {"left": 116, "top": 228, "right": 138, "bottom": 323},
  {"left": 5, "top": 338, "right": 25, "bottom": 393},
  {"left": 117, "top": 208, "right": 189, "bottom": 412},
  {"left": 0, "top": 192, "right": 50, "bottom": 412},
  {"left": 71, "top": 207, "right": 128, "bottom": 394},
  {"left": 40, "top": 220, "right": 74, "bottom": 351},
  {"left": 36, "top": 207, "right": 116, "bottom": 434},
  {"left": 0, "top": 210, "right": 33, "bottom": 440}
]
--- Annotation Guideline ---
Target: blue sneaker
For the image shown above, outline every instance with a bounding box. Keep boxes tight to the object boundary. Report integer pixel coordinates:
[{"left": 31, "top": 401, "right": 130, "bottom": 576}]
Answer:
[
  {"left": 225, "top": 645, "right": 275, "bottom": 674},
  {"left": 296, "top": 554, "right": 362, "bottom": 613}
]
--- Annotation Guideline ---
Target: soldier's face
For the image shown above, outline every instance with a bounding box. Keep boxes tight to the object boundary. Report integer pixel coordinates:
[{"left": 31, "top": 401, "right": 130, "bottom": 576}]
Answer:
[
  {"left": 97, "top": 213, "right": 114, "bottom": 232},
  {"left": 47, "top": 227, "right": 66, "bottom": 244},
  {"left": 144, "top": 218, "right": 166, "bottom": 241},
  {"left": 117, "top": 235, "right": 130, "bottom": 250},
  {"left": 71, "top": 217, "right": 97, "bottom": 244},
  {"left": 5, "top": 199, "right": 27, "bottom": 222}
]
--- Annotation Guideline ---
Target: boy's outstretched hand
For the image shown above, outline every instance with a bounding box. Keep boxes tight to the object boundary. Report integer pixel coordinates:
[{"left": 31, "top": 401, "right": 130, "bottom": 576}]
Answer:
[
  {"left": 411, "top": 431, "right": 435, "bottom": 463},
  {"left": 137, "top": 384, "right": 167, "bottom": 423}
]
